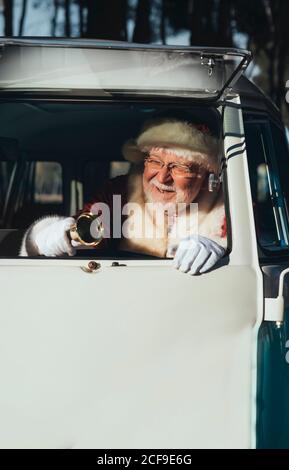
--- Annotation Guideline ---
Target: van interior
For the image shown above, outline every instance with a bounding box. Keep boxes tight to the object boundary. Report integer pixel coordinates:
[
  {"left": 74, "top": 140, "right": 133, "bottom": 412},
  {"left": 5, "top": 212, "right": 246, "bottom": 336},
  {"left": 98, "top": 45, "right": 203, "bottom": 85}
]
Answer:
[{"left": 0, "top": 101, "right": 221, "bottom": 257}]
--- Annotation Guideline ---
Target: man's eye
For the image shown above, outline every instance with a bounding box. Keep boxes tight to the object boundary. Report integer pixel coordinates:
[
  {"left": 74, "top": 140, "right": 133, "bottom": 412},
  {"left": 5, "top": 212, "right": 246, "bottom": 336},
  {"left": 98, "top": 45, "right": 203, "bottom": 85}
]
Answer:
[
  {"left": 173, "top": 165, "right": 192, "bottom": 173},
  {"left": 147, "top": 159, "right": 163, "bottom": 166}
]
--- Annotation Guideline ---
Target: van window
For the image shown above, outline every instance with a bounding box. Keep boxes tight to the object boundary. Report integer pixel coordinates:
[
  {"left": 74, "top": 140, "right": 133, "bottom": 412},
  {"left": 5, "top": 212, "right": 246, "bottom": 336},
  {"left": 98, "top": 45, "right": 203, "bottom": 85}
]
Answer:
[
  {"left": 0, "top": 101, "right": 222, "bottom": 259},
  {"left": 110, "top": 161, "right": 130, "bottom": 179},
  {"left": 270, "top": 124, "right": 289, "bottom": 223},
  {"left": 244, "top": 117, "right": 289, "bottom": 251},
  {"left": 0, "top": 160, "right": 65, "bottom": 232},
  {"left": 34, "top": 162, "right": 63, "bottom": 204},
  {"left": 0, "top": 161, "right": 15, "bottom": 224}
]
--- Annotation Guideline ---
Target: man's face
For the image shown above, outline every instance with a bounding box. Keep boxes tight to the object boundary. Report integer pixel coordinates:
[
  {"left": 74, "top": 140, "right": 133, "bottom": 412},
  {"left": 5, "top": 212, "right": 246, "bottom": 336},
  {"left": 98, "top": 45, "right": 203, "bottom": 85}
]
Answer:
[{"left": 143, "top": 148, "right": 207, "bottom": 205}]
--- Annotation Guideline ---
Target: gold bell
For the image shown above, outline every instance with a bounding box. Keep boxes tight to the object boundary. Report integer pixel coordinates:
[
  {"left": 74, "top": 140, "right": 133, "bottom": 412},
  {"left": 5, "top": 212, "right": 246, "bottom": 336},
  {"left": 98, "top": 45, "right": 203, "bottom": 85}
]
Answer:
[{"left": 70, "top": 212, "right": 104, "bottom": 247}]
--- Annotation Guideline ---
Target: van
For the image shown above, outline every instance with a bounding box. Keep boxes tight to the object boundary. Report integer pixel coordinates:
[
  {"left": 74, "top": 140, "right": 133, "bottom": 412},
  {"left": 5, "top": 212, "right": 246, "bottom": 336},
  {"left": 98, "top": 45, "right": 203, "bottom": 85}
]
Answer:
[{"left": 0, "top": 39, "right": 288, "bottom": 449}]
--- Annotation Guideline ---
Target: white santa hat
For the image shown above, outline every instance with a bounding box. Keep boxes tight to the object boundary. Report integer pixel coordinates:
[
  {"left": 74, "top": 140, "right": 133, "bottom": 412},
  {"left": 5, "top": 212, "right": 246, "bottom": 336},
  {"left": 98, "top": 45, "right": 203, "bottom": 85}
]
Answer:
[{"left": 122, "top": 117, "right": 220, "bottom": 174}]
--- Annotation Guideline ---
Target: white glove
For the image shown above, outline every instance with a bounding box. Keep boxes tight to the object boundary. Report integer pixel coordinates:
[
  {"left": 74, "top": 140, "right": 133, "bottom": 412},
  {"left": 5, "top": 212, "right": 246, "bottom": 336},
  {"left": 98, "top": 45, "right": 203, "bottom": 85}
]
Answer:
[
  {"left": 33, "top": 217, "right": 77, "bottom": 257},
  {"left": 173, "top": 235, "right": 226, "bottom": 275}
]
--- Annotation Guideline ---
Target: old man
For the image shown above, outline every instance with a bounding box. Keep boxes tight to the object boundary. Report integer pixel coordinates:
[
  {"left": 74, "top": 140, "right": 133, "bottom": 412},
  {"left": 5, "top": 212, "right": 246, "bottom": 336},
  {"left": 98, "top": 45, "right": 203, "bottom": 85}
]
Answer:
[{"left": 20, "top": 116, "right": 227, "bottom": 274}]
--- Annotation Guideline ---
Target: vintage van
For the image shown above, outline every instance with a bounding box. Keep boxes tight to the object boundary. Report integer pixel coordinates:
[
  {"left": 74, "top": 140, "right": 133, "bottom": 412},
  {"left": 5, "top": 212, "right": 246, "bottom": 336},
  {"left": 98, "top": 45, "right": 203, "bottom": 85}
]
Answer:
[{"left": 0, "top": 39, "right": 289, "bottom": 449}]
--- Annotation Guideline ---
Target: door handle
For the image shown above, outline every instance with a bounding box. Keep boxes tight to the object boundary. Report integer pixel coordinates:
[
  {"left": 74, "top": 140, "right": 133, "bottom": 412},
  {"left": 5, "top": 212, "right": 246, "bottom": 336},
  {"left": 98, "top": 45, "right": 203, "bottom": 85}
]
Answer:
[
  {"left": 264, "top": 267, "right": 289, "bottom": 323},
  {"left": 81, "top": 261, "right": 101, "bottom": 273}
]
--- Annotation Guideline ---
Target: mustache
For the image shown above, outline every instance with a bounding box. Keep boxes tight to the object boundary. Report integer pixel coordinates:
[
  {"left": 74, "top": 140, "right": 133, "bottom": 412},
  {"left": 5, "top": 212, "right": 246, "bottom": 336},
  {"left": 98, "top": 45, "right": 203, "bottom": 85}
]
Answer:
[{"left": 150, "top": 177, "right": 176, "bottom": 192}]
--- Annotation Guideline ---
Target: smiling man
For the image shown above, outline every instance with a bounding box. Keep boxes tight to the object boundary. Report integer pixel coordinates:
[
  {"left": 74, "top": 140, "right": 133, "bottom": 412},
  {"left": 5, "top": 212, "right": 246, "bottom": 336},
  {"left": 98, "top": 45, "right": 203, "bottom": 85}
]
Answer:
[{"left": 20, "top": 116, "right": 227, "bottom": 274}]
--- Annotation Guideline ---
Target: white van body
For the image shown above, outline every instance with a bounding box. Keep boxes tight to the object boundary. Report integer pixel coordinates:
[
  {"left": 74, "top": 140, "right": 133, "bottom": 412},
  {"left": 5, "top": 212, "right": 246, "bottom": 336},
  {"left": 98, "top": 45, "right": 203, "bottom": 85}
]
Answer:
[{"left": 0, "top": 40, "right": 288, "bottom": 449}]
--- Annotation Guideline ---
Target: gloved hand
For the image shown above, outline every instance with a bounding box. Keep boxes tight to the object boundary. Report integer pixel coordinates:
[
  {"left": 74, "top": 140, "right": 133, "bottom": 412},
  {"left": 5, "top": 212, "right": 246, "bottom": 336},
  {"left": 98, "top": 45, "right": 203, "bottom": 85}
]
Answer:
[
  {"left": 34, "top": 217, "right": 77, "bottom": 257},
  {"left": 173, "top": 235, "right": 226, "bottom": 275}
]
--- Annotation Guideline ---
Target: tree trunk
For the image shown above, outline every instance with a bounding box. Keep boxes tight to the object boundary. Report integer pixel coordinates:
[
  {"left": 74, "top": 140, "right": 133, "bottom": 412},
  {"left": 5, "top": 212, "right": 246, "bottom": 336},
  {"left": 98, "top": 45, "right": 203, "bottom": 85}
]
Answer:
[
  {"left": 18, "top": 0, "right": 28, "bottom": 36},
  {"left": 51, "top": 0, "right": 59, "bottom": 36},
  {"left": 64, "top": 0, "right": 71, "bottom": 37},
  {"left": 3, "top": 0, "right": 13, "bottom": 36},
  {"left": 121, "top": 0, "right": 128, "bottom": 41},
  {"left": 216, "top": 0, "right": 233, "bottom": 46},
  {"left": 133, "top": 0, "right": 151, "bottom": 44},
  {"left": 190, "top": 0, "right": 233, "bottom": 47},
  {"left": 78, "top": 0, "right": 85, "bottom": 37},
  {"left": 86, "top": 0, "right": 127, "bottom": 40},
  {"left": 160, "top": 0, "right": 167, "bottom": 45},
  {"left": 274, "top": 0, "right": 288, "bottom": 109},
  {"left": 190, "top": 0, "right": 205, "bottom": 46}
]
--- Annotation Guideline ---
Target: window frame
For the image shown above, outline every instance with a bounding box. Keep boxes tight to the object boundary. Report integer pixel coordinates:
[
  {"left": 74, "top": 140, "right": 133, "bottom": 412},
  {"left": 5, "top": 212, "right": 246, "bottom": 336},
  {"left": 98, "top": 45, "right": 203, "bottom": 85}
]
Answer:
[
  {"left": 0, "top": 160, "right": 17, "bottom": 226},
  {"left": 33, "top": 161, "right": 64, "bottom": 205},
  {"left": 244, "top": 111, "right": 289, "bottom": 260},
  {"left": 0, "top": 98, "right": 225, "bottom": 261}
]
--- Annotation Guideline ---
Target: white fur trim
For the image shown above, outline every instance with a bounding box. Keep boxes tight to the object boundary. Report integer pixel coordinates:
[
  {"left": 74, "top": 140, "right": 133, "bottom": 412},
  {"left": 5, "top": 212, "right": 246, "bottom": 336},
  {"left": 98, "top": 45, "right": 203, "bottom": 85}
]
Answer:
[
  {"left": 122, "top": 119, "right": 220, "bottom": 173},
  {"left": 119, "top": 172, "right": 227, "bottom": 258}
]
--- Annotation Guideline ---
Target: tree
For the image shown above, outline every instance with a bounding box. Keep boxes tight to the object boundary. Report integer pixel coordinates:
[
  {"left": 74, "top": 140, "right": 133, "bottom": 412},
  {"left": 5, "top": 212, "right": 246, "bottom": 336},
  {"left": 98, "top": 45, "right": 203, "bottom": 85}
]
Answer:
[
  {"left": 78, "top": 0, "right": 85, "bottom": 36},
  {"left": 133, "top": 0, "right": 152, "bottom": 43},
  {"left": 216, "top": 0, "right": 233, "bottom": 47},
  {"left": 3, "top": 0, "right": 13, "bottom": 36},
  {"left": 234, "top": 0, "right": 289, "bottom": 119},
  {"left": 86, "top": 0, "right": 127, "bottom": 40},
  {"left": 64, "top": 0, "right": 71, "bottom": 37},
  {"left": 165, "top": 0, "right": 233, "bottom": 47},
  {"left": 160, "top": 0, "right": 167, "bottom": 44},
  {"left": 51, "top": 0, "right": 60, "bottom": 36},
  {"left": 189, "top": 0, "right": 233, "bottom": 47},
  {"left": 18, "top": 0, "right": 28, "bottom": 36},
  {"left": 166, "top": 0, "right": 191, "bottom": 33}
]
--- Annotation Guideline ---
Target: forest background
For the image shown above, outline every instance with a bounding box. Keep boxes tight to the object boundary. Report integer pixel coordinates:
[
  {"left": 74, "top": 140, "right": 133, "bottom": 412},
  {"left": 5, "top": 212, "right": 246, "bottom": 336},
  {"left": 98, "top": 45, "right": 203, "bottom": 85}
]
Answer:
[{"left": 1, "top": 0, "right": 288, "bottom": 127}]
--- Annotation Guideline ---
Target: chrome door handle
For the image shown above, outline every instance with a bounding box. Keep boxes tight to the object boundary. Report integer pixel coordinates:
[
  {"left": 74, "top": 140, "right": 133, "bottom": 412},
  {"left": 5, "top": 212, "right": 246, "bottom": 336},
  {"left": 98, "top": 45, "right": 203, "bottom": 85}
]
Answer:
[{"left": 81, "top": 261, "right": 101, "bottom": 273}]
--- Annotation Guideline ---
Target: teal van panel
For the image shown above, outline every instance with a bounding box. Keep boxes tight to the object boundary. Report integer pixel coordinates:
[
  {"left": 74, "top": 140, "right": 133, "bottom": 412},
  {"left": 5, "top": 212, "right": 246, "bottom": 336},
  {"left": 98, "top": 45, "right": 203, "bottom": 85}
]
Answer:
[{"left": 257, "top": 307, "right": 289, "bottom": 448}]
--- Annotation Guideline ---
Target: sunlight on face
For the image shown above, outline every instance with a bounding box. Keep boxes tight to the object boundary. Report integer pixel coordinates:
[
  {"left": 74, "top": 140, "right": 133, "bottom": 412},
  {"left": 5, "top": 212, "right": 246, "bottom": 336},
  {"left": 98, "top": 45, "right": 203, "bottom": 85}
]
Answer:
[{"left": 143, "top": 148, "right": 207, "bottom": 205}]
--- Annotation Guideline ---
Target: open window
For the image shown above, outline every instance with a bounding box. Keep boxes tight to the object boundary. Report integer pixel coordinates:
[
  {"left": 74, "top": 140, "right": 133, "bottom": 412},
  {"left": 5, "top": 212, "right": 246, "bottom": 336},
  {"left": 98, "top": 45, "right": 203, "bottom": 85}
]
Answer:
[
  {"left": 0, "top": 41, "right": 251, "bottom": 100},
  {"left": 0, "top": 101, "right": 224, "bottom": 259},
  {"left": 244, "top": 114, "right": 289, "bottom": 254}
]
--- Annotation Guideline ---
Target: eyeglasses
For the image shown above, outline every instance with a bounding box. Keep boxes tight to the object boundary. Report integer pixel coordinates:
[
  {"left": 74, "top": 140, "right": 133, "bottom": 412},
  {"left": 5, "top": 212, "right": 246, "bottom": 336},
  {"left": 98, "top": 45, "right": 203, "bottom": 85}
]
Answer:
[{"left": 144, "top": 156, "right": 205, "bottom": 178}]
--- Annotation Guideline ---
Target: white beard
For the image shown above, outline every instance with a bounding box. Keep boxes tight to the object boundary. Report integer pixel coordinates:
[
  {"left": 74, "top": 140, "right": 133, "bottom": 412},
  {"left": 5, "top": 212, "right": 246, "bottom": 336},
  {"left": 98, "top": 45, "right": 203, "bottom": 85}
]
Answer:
[{"left": 144, "top": 176, "right": 189, "bottom": 205}]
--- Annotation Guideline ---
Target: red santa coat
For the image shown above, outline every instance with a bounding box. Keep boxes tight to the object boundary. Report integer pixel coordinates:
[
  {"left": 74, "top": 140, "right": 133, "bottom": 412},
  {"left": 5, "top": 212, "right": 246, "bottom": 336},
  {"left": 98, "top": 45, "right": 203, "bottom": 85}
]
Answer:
[{"left": 80, "top": 171, "right": 227, "bottom": 258}]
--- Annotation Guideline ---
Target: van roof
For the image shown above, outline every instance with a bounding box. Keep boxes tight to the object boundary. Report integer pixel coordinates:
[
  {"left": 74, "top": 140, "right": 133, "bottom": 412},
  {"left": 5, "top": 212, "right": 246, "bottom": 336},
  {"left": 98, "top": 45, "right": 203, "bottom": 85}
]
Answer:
[{"left": 232, "top": 75, "right": 280, "bottom": 121}]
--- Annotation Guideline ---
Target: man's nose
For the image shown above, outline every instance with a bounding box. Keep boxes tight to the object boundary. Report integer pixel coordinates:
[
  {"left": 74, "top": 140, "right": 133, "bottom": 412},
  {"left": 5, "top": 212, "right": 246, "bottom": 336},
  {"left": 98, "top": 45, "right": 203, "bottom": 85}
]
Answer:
[{"left": 156, "top": 165, "right": 173, "bottom": 184}]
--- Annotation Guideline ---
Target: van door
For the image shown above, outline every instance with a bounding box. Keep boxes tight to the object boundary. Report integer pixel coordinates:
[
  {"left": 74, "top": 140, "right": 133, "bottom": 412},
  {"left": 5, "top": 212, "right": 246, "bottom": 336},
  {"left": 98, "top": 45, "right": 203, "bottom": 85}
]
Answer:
[
  {"left": 0, "top": 100, "right": 263, "bottom": 449},
  {"left": 0, "top": 42, "right": 261, "bottom": 449},
  {"left": 244, "top": 114, "right": 289, "bottom": 449}
]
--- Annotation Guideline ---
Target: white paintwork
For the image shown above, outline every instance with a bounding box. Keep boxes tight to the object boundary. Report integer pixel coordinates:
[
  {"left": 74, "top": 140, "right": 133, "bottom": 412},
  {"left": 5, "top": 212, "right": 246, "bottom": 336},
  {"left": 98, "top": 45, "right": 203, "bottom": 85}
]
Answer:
[
  {"left": 223, "top": 97, "right": 264, "bottom": 449},
  {"left": 0, "top": 261, "right": 258, "bottom": 449},
  {"left": 223, "top": 100, "right": 260, "bottom": 268},
  {"left": 264, "top": 268, "right": 289, "bottom": 322},
  {"left": 264, "top": 297, "right": 284, "bottom": 322}
]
